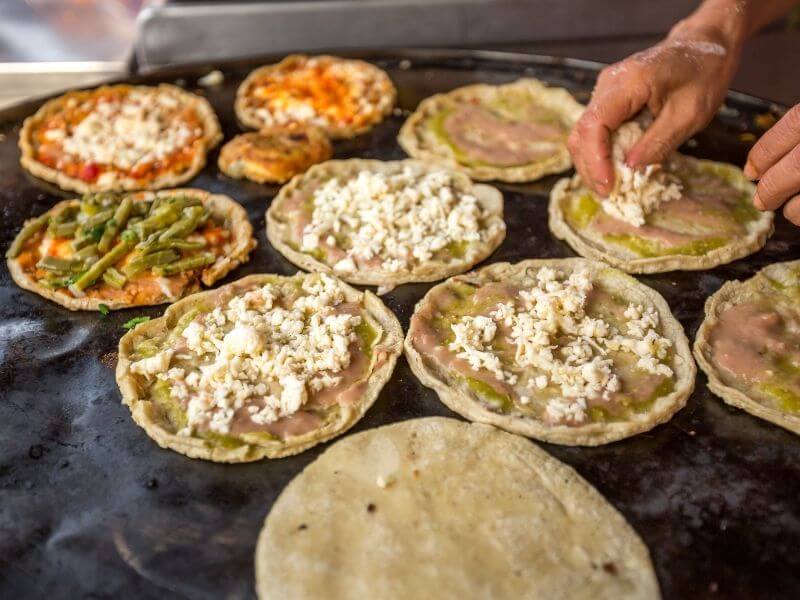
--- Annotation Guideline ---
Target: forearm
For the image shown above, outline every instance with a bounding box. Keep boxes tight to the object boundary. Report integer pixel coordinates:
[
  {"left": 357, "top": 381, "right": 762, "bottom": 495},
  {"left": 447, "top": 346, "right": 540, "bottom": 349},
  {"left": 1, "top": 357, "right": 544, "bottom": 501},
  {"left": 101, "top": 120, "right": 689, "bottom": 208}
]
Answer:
[{"left": 671, "top": 0, "right": 798, "bottom": 50}]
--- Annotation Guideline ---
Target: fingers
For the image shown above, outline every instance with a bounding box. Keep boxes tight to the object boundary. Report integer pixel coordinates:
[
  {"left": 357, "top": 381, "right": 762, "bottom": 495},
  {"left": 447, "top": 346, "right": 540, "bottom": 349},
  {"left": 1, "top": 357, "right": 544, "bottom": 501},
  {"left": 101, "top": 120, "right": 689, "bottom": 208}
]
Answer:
[
  {"left": 745, "top": 105, "right": 800, "bottom": 179},
  {"left": 568, "top": 111, "right": 615, "bottom": 196},
  {"left": 569, "top": 64, "right": 649, "bottom": 195},
  {"left": 625, "top": 101, "right": 703, "bottom": 168},
  {"left": 752, "top": 143, "right": 800, "bottom": 210},
  {"left": 783, "top": 194, "right": 800, "bottom": 226}
]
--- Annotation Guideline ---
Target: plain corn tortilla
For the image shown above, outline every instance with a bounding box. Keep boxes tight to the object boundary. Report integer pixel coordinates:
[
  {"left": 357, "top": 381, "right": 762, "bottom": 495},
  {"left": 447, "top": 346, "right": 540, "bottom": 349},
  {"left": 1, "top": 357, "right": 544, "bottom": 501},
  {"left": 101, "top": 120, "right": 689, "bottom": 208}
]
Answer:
[{"left": 256, "top": 417, "right": 660, "bottom": 599}]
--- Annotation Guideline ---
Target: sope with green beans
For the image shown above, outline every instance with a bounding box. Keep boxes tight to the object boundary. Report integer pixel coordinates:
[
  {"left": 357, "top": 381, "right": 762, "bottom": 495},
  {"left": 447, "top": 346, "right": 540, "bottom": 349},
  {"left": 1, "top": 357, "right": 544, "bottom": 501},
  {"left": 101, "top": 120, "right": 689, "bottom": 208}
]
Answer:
[{"left": 5, "top": 188, "right": 256, "bottom": 311}]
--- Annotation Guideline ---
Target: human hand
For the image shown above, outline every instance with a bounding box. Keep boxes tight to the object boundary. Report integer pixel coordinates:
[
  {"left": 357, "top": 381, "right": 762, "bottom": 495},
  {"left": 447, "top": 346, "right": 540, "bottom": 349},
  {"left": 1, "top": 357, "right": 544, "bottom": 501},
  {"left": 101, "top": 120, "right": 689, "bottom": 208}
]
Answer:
[
  {"left": 568, "top": 24, "right": 742, "bottom": 196},
  {"left": 745, "top": 106, "right": 800, "bottom": 225}
]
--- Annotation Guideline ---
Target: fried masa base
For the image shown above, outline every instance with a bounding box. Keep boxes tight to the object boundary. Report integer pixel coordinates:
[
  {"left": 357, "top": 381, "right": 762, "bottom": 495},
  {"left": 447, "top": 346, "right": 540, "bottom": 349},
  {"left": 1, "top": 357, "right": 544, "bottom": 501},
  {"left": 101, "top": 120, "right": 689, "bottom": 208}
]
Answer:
[
  {"left": 116, "top": 273, "right": 404, "bottom": 462},
  {"left": 404, "top": 258, "right": 696, "bottom": 446},
  {"left": 217, "top": 127, "right": 333, "bottom": 184},
  {"left": 6, "top": 188, "right": 256, "bottom": 311},
  {"left": 256, "top": 417, "right": 661, "bottom": 600},
  {"left": 398, "top": 78, "right": 584, "bottom": 182},
  {"left": 694, "top": 260, "right": 800, "bottom": 435},
  {"left": 266, "top": 159, "right": 506, "bottom": 290},
  {"left": 548, "top": 157, "right": 774, "bottom": 274},
  {"left": 18, "top": 84, "right": 223, "bottom": 194}
]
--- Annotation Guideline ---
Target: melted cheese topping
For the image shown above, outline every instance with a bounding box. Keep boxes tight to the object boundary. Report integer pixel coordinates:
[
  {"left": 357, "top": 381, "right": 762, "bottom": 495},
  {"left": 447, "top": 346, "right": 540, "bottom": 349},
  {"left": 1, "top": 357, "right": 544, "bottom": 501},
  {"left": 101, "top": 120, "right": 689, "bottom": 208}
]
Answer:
[
  {"left": 52, "top": 89, "right": 201, "bottom": 172},
  {"left": 448, "top": 267, "right": 673, "bottom": 425},
  {"left": 131, "top": 275, "right": 362, "bottom": 435},
  {"left": 301, "top": 166, "right": 501, "bottom": 273},
  {"left": 249, "top": 57, "right": 389, "bottom": 131},
  {"left": 600, "top": 122, "right": 683, "bottom": 227}
]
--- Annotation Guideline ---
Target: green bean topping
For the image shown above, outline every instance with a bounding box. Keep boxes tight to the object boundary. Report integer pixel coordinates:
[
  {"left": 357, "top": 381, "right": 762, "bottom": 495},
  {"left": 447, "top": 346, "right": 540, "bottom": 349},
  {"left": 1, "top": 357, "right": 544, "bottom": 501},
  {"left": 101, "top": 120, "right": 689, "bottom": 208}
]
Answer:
[
  {"left": 6, "top": 214, "right": 50, "bottom": 259},
  {"left": 80, "top": 198, "right": 100, "bottom": 216},
  {"left": 37, "top": 276, "right": 75, "bottom": 289},
  {"left": 11, "top": 192, "right": 221, "bottom": 297},
  {"left": 132, "top": 205, "right": 182, "bottom": 240},
  {"left": 122, "top": 249, "right": 180, "bottom": 278},
  {"left": 159, "top": 206, "right": 205, "bottom": 241},
  {"left": 73, "top": 243, "right": 99, "bottom": 262},
  {"left": 71, "top": 232, "right": 93, "bottom": 251},
  {"left": 70, "top": 238, "right": 135, "bottom": 295},
  {"left": 148, "top": 196, "right": 163, "bottom": 216},
  {"left": 142, "top": 239, "right": 206, "bottom": 254},
  {"left": 48, "top": 221, "right": 79, "bottom": 238},
  {"left": 120, "top": 230, "right": 139, "bottom": 243},
  {"left": 82, "top": 208, "right": 115, "bottom": 229},
  {"left": 97, "top": 197, "right": 133, "bottom": 253},
  {"left": 102, "top": 267, "right": 127, "bottom": 289},
  {"left": 152, "top": 253, "right": 216, "bottom": 276},
  {"left": 132, "top": 201, "right": 152, "bottom": 217},
  {"left": 51, "top": 204, "right": 79, "bottom": 222},
  {"left": 135, "top": 231, "right": 164, "bottom": 252},
  {"left": 165, "top": 195, "right": 203, "bottom": 211},
  {"left": 37, "top": 256, "right": 84, "bottom": 273}
]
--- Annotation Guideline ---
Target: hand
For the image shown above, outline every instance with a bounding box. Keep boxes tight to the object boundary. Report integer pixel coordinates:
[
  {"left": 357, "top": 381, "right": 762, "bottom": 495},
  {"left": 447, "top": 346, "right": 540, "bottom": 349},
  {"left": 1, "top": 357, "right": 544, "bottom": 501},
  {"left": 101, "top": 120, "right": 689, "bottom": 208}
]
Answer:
[
  {"left": 745, "top": 106, "right": 800, "bottom": 225},
  {"left": 568, "top": 23, "right": 742, "bottom": 196}
]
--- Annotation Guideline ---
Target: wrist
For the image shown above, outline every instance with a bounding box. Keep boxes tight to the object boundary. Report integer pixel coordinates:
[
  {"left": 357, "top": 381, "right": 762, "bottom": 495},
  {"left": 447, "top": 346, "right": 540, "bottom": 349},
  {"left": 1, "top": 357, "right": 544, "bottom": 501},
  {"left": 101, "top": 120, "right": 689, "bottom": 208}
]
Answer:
[{"left": 669, "top": 0, "right": 749, "bottom": 55}]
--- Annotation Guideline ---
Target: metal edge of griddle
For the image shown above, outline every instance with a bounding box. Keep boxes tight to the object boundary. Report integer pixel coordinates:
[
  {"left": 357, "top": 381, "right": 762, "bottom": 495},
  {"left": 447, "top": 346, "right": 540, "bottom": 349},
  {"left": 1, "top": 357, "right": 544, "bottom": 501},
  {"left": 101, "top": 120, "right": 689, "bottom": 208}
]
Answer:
[{"left": 0, "top": 49, "right": 786, "bottom": 124}]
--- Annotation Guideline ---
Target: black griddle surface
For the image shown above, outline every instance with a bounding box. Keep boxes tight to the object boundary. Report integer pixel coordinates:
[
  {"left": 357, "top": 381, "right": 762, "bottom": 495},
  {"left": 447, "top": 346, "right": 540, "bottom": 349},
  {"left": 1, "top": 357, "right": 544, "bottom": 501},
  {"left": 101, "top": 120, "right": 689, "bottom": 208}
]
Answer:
[{"left": 1, "top": 50, "right": 799, "bottom": 600}]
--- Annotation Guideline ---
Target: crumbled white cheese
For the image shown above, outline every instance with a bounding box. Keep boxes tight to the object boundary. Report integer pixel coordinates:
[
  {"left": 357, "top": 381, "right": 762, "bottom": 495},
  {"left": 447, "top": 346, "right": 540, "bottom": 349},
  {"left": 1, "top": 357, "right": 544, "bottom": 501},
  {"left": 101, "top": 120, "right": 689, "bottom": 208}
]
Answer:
[
  {"left": 56, "top": 89, "right": 201, "bottom": 171},
  {"left": 131, "top": 349, "right": 174, "bottom": 378},
  {"left": 449, "top": 315, "right": 516, "bottom": 384},
  {"left": 154, "top": 274, "right": 362, "bottom": 435},
  {"left": 223, "top": 324, "right": 264, "bottom": 357},
  {"left": 600, "top": 121, "right": 683, "bottom": 227},
  {"left": 198, "top": 69, "right": 224, "bottom": 87},
  {"left": 300, "top": 165, "right": 501, "bottom": 272},
  {"left": 447, "top": 268, "right": 674, "bottom": 425}
]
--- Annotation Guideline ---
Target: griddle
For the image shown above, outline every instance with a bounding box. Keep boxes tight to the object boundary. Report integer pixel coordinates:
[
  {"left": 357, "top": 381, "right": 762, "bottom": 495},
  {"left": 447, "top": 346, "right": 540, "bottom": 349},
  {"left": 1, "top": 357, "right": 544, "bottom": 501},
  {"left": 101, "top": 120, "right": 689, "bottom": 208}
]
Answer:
[{"left": 1, "top": 50, "right": 799, "bottom": 600}]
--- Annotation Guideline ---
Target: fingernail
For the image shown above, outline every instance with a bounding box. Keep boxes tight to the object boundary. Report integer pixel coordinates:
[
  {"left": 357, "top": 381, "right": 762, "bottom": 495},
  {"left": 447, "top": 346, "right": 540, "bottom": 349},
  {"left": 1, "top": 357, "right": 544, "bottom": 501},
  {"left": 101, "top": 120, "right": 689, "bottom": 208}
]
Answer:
[
  {"left": 589, "top": 175, "right": 605, "bottom": 194},
  {"left": 753, "top": 192, "right": 764, "bottom": 210},
  {"left": 743, "top": 161, "right": 758, "bottom": 180}
]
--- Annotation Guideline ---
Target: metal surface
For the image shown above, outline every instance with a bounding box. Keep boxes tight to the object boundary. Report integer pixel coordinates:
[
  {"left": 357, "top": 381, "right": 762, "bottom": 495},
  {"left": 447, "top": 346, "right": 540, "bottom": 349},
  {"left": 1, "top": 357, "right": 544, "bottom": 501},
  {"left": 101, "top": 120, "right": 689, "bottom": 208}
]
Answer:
[
  {"left": 1, "top": 49, "right": 799, "bottom": 600},
  {"left": 0, "top": 62, "right": 127, "bottom": 111},
  {"left": 134, "top": 1, "right": 697, "bottom": 71}
]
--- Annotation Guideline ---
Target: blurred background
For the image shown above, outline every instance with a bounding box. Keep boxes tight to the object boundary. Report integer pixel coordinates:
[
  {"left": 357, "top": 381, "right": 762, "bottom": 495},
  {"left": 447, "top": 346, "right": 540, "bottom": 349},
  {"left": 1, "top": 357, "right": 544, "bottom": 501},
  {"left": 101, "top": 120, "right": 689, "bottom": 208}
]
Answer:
[{"left": 1, "top": 0, "right": 799, "bottom": 108}]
